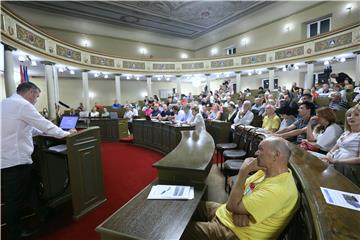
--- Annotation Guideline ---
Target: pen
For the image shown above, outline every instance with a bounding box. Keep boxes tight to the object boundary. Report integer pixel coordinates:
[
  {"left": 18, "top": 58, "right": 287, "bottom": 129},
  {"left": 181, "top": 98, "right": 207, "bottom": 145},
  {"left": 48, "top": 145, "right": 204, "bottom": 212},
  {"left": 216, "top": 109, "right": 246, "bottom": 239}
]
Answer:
[{"left": 161, "top": 187, "right": 171, "bottom": 195}]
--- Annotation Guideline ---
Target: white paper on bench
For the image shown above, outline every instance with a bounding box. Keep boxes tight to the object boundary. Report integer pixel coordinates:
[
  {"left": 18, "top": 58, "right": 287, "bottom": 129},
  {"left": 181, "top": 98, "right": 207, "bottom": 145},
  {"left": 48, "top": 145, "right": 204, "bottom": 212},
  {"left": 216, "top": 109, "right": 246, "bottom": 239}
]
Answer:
[
  {"left": 321, "top": 187, "right": 360, "bottom": 212},
  {"left": 48, "top": 144, "right": 67, "bottom": 152},
  {"left": 147, "top": 185, "right": 194, "bottom": 200}
]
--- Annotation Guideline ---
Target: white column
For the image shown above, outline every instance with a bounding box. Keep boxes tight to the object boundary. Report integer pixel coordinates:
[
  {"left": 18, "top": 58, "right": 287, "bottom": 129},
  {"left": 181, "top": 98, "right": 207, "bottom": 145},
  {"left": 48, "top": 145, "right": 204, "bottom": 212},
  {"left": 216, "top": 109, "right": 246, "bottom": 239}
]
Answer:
[
  {"left": 42, "top": 61, "right": 56, "bottom": 120},
  {"left": 205, "top": 74, "right": 211, "bottom": 93},
  {"left": 268, "top": 68, "right": 275, "bottom": 91},
  {"left": 82, "top": 70, "right": 90, "bottom": 111},
  {"left": 305, "top": 61, "right": 315, "bottom": 89},
  {"left": 235, "top": 71, "right": 241, "bottom": 93},
  {"left": 146, "top": 75, "right": 152, "bottom": 97},
  {"left": 4, "top": 44, "right": 16, "bottom": 97},
  {"left": 176, "top": 75, "right": 181, "bottom": 95},
  {"left": 52, "top": 65, "right": 60, "bottom": 104},
  {"left": 115, "top": 74, "right": 121, "bottom": 103},
  {"left": 355, "top": 51, "right": 360, "bottom": 86}
]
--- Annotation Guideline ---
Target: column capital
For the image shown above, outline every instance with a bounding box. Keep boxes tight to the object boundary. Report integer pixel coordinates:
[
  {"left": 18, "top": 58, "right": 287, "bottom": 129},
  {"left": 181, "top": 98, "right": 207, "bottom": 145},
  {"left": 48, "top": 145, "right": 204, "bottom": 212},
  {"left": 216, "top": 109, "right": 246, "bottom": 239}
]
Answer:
[
  {"left": 115, "top": 73, "right": 122, "bottom": 77},
  {"left": 235, "top": 71, "right": 241, "bottom": 74},
  {"left": 176, "top": 75, "right": 182, "bottom": 78},
  {"left": 3, "top": 43, "right": 16, "bottom": 51},
  {"left": 81, "top": 69, "right": 90, "bottom": 72},
  {"left": 267, "top": 67, "right": 276, "bottom": 71},
  {"left": 353, "top": 50, "right": 360, "bottom": 55},
  {"left": 305, "top": 60, "right": 316, "bottom": 65},
  {"left": 145, "top": 75, "right": 152, "bottom": 78},
  {"left": 40, "top": 61, "right": 56, "bottom": 66}
]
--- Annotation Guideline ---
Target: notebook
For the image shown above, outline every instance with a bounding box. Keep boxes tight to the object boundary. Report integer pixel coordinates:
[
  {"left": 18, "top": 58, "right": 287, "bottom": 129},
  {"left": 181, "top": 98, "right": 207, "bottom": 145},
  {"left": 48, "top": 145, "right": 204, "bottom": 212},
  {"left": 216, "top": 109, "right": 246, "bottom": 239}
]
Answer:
[{"left": 59, "top": 116, "right": 79, "bottom": 130}]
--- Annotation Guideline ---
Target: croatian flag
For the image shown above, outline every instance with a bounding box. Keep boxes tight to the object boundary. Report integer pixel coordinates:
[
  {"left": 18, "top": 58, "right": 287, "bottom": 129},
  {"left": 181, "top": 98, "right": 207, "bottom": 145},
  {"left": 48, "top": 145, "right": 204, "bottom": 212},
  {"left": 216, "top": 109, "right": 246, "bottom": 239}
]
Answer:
[{"left": 20, "top": 64, "right": 29, "bottom": 83}]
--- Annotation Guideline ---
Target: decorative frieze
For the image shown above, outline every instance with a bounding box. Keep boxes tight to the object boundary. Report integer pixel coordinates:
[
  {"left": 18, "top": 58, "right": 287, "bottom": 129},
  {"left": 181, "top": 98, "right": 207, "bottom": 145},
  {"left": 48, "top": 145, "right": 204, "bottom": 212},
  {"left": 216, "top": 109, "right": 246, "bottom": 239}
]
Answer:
[
  {"left": 90, "top": 55, "right": 115, "bottom": 67},
  {"left": 315, "top": 32, "right": 352, "bottom": 52},
  {"left": 210, "top": 59, "right": 234, "bottom": 68},
  {"left": 56, "top": 45, "right": 81, "bottom": 62},
  {"left": 182, "top": 62, "right": 204, "bottom": 69},
  {"left": 153, "top": 63, "right": 175, "bottom": 70},
  {"left": 123, "top": 60, "right": 145, "bottom": 70},
  {"left": 241, "top": 54, "right": 266, "bottom": 65},
  {"left": 275, "top": 46, "right": 304, "bottom": 60},
  {"left": 16, "top": 24, "right": 45, "bottom": 50}
]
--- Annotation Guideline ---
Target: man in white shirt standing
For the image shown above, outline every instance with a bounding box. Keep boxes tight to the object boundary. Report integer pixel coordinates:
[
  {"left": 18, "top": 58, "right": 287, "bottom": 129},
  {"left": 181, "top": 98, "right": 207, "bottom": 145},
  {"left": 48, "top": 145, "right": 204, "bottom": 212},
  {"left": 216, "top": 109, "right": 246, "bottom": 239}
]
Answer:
[{"left": 1, "top": 82, "right": 76, "bottom": 240}]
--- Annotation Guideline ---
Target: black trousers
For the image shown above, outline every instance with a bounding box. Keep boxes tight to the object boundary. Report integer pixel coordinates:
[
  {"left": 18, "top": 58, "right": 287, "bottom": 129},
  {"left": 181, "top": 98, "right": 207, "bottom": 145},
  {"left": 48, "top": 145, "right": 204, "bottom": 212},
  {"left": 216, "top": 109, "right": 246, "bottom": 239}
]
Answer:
[
  {"left": 128, "top": 122, "right": 133, "bottom": 134},
  {"left": 1, "top": 164, "right": 44, "bottom": 240}
]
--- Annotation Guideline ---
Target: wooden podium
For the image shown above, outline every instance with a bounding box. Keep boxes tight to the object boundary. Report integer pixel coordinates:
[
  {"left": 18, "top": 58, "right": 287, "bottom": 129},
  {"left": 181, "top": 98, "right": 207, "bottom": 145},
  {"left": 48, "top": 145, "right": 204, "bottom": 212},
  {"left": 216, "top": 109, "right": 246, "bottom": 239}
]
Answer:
[{"left": 33, "top": 127, "right": 106, "bottom": 220}]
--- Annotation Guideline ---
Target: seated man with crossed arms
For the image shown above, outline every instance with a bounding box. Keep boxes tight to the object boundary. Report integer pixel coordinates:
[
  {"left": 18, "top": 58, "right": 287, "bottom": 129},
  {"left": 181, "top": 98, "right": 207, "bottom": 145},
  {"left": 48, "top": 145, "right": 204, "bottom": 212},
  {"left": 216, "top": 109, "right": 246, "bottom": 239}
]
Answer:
[{"left": 181, "top": 137, "right": 299, "bottom": 240}]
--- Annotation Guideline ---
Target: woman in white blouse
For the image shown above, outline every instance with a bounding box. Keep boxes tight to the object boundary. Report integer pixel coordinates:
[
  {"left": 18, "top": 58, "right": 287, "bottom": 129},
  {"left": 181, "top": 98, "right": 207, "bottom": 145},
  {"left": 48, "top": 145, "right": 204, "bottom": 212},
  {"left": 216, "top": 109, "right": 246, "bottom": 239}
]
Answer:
[
  {"left": 322, "top": 104, "right": 360, "bottom": 164},
  {"left": 302, "top": 107, "right": 343, "bottom": 153},
  {"left": 189, "top": 105, "right": 205, "bottom": 132}
]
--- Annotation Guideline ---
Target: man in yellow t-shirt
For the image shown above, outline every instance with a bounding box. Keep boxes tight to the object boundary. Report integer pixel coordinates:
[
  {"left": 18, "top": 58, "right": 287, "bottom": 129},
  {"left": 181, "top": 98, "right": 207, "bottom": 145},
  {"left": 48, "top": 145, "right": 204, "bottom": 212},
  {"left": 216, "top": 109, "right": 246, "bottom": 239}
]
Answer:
[
  {"left": 181, "top": 137, "right": 299, "bottom": 240},
  {"left": 262, "top": 104, "right": 281, "bottom": 133}
]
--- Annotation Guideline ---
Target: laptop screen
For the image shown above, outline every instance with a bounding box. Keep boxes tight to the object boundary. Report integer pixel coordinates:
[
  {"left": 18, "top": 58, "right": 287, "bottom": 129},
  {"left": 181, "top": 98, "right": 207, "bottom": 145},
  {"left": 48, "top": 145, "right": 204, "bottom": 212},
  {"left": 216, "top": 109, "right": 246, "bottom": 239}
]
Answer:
[
  {"left": 59, "top": 116, "right": 79, "bottom": 130},
  {"left": 109, "top": 112, "right": 118, "bottom": 119}
]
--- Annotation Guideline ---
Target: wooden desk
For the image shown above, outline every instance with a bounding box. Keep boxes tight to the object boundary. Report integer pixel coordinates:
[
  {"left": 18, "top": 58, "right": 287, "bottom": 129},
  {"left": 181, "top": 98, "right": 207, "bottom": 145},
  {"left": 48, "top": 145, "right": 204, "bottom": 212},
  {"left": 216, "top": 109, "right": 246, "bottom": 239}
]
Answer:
[
  {"left": 32, "top": 127, "right": 106, "bottom": 220},
  {"left": 96, "top": 129, "right": 215, "bottom": 240},
  {"left": 154, "top": 130, "right": 215, "bottom": 185},
  {"left": 287, "top": 144, "right": 360, "bottom": 240},
  {"left": 133, "top": 119, "right": 194, "bottom": 154},
  {"left": 96, "top": 182, "right": 206, "bottom": 240},
  {"left": 205, "top": 120, "right": 231, "bottom": 144}
]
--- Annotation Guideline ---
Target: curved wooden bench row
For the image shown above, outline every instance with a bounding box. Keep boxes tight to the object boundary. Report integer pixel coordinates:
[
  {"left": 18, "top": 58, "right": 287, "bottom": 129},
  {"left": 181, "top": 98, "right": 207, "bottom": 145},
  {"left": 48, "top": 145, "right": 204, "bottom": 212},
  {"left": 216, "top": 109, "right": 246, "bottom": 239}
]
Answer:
[{"left": 286, "top": 145, "right": 360, "bottom": 240}]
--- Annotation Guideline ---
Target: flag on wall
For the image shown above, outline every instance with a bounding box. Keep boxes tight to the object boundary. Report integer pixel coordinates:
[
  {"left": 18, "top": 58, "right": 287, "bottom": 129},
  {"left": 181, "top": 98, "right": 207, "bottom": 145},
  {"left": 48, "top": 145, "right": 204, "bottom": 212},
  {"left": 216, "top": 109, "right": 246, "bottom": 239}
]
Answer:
[{"left": 20, "top": 64, "right": 29, "bottom": 83}]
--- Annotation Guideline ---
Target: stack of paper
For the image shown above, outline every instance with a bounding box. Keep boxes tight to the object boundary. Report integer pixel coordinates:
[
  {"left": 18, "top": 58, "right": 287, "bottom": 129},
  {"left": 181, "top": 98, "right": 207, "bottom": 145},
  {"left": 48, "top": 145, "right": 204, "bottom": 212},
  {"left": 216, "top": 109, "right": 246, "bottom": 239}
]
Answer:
[
  {"left": 321, "top": 187, "right": 360, "bottom": 211},
  {"left": 147, "top": 185, "right": 194, "bottom": 200}
]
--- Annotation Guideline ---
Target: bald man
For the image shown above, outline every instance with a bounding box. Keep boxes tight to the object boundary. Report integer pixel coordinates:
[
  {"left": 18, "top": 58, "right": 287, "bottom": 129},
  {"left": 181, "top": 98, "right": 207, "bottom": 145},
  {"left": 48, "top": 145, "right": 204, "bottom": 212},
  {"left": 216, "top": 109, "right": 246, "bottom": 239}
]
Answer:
[{"left": 181, "top": 137, "right": 299, "bottom": 240}]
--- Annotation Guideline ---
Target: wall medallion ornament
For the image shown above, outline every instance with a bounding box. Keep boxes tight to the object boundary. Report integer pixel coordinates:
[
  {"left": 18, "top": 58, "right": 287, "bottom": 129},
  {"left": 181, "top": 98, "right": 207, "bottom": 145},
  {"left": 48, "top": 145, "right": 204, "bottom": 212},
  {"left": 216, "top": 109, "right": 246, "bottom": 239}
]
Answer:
[
  {"left": 48, "top": 47, "right": 54, "bottom": 53},
  {"left": 307, "top": 48, "right": 312, "bottom": 54}
]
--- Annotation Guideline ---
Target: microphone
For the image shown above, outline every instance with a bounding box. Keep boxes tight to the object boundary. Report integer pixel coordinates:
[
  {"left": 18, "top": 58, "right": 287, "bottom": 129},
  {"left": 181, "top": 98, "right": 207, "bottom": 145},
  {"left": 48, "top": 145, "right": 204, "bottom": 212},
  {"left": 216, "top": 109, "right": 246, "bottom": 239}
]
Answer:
[{"left": 59, "top": 101, "right": 70, "bottom": 109}]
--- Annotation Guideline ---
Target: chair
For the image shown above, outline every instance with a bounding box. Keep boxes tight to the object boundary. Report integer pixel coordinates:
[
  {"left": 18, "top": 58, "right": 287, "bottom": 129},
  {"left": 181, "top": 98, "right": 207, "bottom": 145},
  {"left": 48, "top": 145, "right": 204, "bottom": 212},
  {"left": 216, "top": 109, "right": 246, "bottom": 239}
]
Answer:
[
  {"left": 215, "top": 126, "right": 243, "bottom": 168},
  {"left": 222, "top": 126, "right": 255, "bottom": 169},
  {"left": 223, "top": 132, "right": 264, "bottom": 192}
]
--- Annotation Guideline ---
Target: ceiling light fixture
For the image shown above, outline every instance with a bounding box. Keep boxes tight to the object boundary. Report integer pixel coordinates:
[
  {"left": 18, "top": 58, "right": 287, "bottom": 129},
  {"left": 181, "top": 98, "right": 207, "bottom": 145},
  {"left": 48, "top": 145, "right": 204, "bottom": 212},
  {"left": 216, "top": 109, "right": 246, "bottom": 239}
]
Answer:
[{"left": 180, "top": 53, "right": 188, "bottom": 59}]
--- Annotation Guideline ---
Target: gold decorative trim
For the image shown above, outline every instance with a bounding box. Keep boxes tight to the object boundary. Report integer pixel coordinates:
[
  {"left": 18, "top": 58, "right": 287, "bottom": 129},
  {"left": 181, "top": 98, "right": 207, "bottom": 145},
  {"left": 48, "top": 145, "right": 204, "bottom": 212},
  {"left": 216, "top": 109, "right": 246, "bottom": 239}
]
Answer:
[
  {"left": 315, "top": 32, "right": 352, "bottom": 52},
  {"left": 90, "top": 55, "right": 115, "bottom": 67},
  {"left": 16, "top": 24, "right": 45, "bottom": 50},
  {"left": 153, "top": 63, "right": 175, "bottom": 70},
  {"left": 275, "top": 46, "right": 304, "bottom": 60},
  {"left": 56, "top": 45, "right": 81, "bottom": 62},
  {"left": 211, "top": 59, "right": 234, "bottom": 68},
  {"left": 182, "top": 62, "right": 204, "bottom": 70},
  {"left": 123, "top": 61, "right": 145, "bottom": 70},
  {"left": 241, "top": 54, "right": 266, "bottom": 65}
]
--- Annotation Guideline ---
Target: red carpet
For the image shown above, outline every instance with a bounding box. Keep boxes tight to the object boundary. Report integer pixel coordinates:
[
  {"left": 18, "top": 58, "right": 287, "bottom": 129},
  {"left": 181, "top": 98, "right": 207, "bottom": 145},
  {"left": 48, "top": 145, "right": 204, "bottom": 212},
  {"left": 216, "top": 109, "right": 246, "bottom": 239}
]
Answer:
[{"left": 35, "top": 142, "right": 163, "bottom": 240}]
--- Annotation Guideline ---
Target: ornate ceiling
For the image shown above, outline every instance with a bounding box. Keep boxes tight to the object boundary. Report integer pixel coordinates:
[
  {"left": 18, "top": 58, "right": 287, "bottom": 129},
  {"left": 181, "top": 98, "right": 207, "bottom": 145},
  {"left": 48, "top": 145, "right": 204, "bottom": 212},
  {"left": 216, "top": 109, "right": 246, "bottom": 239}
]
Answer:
[{"left": 6, "top": 1, "right": 274, "bottom": 39}]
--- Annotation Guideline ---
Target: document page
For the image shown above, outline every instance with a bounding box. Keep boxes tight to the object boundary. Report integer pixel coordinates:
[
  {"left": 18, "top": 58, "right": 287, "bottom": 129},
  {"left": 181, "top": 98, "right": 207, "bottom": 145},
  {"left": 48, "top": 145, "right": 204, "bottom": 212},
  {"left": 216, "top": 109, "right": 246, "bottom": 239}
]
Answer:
[
  {"left": 320, "top": 187, "right": 360, "bottom": 211},
  {"left": 48, "top": 144, "right": 67, "bottom": 152},
  {"left": 147, "top": 185, "right": 194, "bottom": 200}
]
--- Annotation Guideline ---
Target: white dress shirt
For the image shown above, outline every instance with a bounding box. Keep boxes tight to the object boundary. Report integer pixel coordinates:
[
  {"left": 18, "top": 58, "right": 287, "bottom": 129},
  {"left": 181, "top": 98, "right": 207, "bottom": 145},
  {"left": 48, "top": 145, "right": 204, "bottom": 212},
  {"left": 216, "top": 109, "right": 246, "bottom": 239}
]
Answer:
[
  {"left": 189, "top": 113, "right": 206, "bottom": 131},
  {"left": 1, "top": 94, "right": 70, "bottom": 169},
  {"left": 233, "top": 110, "right": 254, "bottom": 126}
]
